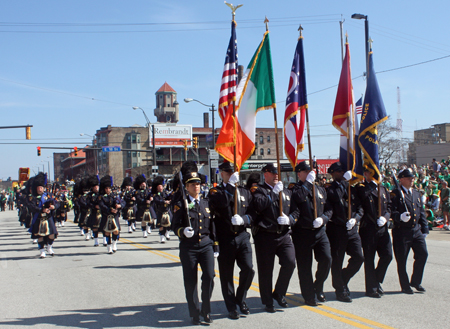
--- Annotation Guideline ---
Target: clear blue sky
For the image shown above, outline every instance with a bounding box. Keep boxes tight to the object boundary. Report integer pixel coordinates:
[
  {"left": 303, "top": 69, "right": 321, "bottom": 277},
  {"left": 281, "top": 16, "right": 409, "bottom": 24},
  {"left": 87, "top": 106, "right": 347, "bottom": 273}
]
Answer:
[{"left": 1, "top": 0, "right": 449, "bottom": 180}]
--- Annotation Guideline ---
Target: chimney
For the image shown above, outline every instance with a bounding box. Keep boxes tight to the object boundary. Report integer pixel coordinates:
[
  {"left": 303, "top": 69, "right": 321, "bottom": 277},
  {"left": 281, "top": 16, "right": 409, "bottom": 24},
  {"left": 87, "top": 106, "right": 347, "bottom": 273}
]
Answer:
[{"left": 203, "top": 112, "right": 209, "bottom": 128}]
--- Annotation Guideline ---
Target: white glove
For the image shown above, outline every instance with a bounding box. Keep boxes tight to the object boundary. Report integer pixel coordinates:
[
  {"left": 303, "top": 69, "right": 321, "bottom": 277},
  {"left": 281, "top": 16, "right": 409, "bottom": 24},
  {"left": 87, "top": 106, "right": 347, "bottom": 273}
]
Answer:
[
  {"left": 377, "top": 216, "right": 387, "bottom": 227},
  {"left": 229, "top": 172, "right": 239, "bottom": 186},
  {"left": 214, "top": 252, "right": 219, "bottom": 258},
  {"left": 231, "top": 214, "right": 244, "bottom": 226},
  {"left": 346, "top": 218, "right": 356, "bottom": 230},
  {"left": 313, "top": 217, "right": 323, "bottom": 228},
  {"left": 306, "top": 171, "right": 316, "bottom": 184},
  {"left": 273, "top": 181, "right": 284, "bottom": 194},
  {"left": 400, "top": 212, "right": 411, "bottom": 222},
  {"left": 277, "top": 214, "right": 290, "bottom": 225},
  {"left": 183, "top": 227, "right": 194, "bottom": 238},
  {"left": 422, "top": 233, "right": 428, "bottom": 239},
  {"left": 343, "top": 170, "right": 352, "bottom": 181}
]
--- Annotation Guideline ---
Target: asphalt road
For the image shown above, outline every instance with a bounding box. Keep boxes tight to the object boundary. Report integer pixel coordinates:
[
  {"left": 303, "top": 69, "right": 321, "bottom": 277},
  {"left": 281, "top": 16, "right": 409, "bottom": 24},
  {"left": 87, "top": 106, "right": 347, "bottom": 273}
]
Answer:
[{"left": 0, "top": 210, "right": 449, "bottom": 329}]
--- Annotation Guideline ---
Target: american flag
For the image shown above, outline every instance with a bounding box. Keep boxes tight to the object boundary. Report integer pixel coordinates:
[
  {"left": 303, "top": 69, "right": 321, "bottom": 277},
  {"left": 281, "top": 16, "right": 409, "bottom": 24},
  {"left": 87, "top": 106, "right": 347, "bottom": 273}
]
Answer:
[
  {"left": 284, "top": 36, "right": 307, "bottom": 170},
  {"left": 355, "top": 96, "right": 363, "bottom": 114},
  {"left": 218, "top": 21, "right": 238, "bottom": 122}
]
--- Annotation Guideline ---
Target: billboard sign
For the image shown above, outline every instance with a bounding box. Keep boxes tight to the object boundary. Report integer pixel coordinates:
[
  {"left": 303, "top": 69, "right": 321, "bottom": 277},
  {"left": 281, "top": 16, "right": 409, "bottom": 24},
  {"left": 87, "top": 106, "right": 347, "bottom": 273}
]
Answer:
[{"left": 150, "top": 124, "right": 192, "bottom": 148}]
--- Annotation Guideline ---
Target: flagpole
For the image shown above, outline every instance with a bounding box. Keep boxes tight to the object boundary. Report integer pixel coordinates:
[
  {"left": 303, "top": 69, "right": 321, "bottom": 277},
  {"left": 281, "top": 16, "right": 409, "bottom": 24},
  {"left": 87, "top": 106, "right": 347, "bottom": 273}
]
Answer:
[
  {"left": 345, "top": 34, "right": 352, "bottom": 221},
  {"left": 264, "top": 17, "right": 282, "bottom": 218},
  {"left": 300, "top": 25, "right": 317, "bottom": 219},
  {"left": 225, "top": 2, "right": 242, "bottom": 217}
]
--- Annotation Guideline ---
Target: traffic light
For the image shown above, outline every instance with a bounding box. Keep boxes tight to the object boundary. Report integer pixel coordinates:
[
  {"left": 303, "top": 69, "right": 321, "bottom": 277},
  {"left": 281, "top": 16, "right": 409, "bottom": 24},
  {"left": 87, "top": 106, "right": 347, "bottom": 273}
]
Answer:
[
  {"left": 193, "top": 137, "right": 198, "bottom": 149},
  {"left": 26, "top": 126, "right": 31, "bottom": 140},
  {"left": 183, "top": 140, "right": 188, "bottom": 151},
  {"left": 37, "top": 146, "right": 41, "bottom": 156},
  {"left": 74, "top": 147, "right": 78, "bottom": 156}
]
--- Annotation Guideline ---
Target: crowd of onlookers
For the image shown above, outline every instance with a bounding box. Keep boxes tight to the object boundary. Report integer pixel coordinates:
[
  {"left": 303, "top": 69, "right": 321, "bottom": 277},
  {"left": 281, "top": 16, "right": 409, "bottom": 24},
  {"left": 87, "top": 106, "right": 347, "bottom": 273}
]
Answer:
[
  {"left": 0, "top": 191, "right": 15, "bottom": 211},
  {"left": 381, "top": 158, "right": 450, "bottom": 230}
]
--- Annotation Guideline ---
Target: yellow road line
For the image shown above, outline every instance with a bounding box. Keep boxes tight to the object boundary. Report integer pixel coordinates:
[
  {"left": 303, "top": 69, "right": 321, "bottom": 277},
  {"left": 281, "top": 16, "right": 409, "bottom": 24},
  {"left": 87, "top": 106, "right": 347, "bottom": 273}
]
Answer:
[{"left": 119, "top": 236, "right": 394, "bottom": 329}]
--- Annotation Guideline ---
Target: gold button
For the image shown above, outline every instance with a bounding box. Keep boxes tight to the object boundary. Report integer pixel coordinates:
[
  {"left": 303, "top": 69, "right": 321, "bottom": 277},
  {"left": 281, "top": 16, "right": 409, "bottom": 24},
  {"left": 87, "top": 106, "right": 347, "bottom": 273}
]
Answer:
[
  {"left": 199, "top": 239, "right": 201, "bottom": 242},
  {"left": 199, "top": 213, "right": 201, "bottom": 215},
  {"left": 199, "top": 220, "right": 202, "bottom": 222},
  {"left": 199, "top": 226, "right": 202, "bottom": 229}
]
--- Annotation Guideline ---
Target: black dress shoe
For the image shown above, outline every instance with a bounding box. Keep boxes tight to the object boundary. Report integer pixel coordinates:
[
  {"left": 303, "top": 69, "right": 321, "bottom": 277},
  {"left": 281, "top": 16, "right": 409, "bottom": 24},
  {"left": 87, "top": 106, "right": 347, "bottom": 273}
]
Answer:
[
  {"left": 411, "top": 284, "right": 426, "bottom": 292},
  {"left": 265, "top": 305, "right": 276, "bottom": 313},
  {"left": 304, "top": 298, "right": 318, "bottom": 306},
  {"left": 228, "top": 310, "right": 240, "bottom": 319},
  {"left": 402, "top": 288, "right": 414, "bottom": 295},
  {"left": 316, "top": 292, "right": 326, "bottom": 302},
  {"left": 191, "top": 316, "right": 201, "bottom": 325},
  {"left": 272, "top": 293, "right": 288, "bottom": 307},
  {"left": 377, "top": 283, "right": 385, "bottom": 295},
  {"left": 201, "top": 312, "right": 213, "bottom": 323},
  {"left": 239, "top": 302, "right": 250, "bottom": 315},
  {"left": 365, "top": 291, "right": 382, "bottom": 298},
  {"left": 336, "top": 292, "right": 352, "bottom": 303}
]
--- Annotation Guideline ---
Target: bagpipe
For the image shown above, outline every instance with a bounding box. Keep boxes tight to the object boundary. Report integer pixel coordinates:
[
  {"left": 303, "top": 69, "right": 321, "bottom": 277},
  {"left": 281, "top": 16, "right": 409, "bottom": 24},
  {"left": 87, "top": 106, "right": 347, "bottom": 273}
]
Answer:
[
  {"left": 104, "top": 194, "right": 119, "bottom": 233},
  {"left": 142, "top": 190, "right": 155, "bottom": 224},
  {"left": 37, "top": 198, "right": 54, "bottom": 236}
]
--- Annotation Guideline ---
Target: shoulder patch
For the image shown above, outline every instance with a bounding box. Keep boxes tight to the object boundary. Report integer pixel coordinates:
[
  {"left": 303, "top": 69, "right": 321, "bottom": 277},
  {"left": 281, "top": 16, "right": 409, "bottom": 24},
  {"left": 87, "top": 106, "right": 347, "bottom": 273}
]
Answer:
[
  {"left": 250, "top": 186, "right": 258, "bottom": 193},
  {"left": 174, "top": 205, "right": 180, "bottom": 213},
  {"left": 390, "top": 192, "right": 396, "bottom": 198},
  {"left": 209, "top": 188, "right": 218, "bottom": 195}
]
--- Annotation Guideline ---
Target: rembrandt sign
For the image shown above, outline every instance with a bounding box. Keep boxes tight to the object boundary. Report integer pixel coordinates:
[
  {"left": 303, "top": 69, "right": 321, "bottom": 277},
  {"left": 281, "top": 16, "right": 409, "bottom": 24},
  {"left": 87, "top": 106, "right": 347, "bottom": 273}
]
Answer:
[{"left": 150, "top": 124, "right": 192, "bottom": 148}]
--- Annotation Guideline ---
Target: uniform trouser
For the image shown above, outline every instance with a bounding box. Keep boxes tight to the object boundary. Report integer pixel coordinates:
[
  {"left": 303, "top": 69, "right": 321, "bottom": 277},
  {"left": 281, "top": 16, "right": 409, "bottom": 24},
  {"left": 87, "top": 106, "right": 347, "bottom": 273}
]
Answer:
[
  {"left": 392, "top": 227, "right": 428, "bottom": 290},
  {"left": 359, "top": 225, "right": 393, "bottom": 294},
  {"left": 253, "top": 230, "right": 296, "bottom": 306},
  {"left": 217, "top": 232, "right": 255, "bottom": 312},
  {"left": 292, "top": 227, "right": 331, "bottom": 301},
  {"left": 179, "top": 240, "right": 215, "bottom": 318},
  {"left": 326, "top": 223, "right": 364, "bottom": 293}
]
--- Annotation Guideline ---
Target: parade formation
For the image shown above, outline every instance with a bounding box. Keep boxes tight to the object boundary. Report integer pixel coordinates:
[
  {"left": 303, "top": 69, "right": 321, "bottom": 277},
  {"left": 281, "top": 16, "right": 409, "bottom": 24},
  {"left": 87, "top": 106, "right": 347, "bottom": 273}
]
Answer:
[{"left": 9, "top": 157, "right": 444, "bottom": 325}]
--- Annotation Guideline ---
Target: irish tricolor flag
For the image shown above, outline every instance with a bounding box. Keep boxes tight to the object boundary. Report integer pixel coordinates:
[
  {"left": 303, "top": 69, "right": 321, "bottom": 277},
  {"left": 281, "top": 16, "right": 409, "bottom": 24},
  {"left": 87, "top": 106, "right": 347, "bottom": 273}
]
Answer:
[{"left": 215, "top": 31, "right": 276, "bottom": 170}]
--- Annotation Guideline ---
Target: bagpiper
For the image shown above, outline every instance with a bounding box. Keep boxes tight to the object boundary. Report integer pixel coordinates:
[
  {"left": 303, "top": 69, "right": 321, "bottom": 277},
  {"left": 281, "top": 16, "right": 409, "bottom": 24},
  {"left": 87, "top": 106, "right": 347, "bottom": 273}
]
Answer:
[
  {"left": 121, "top": 177, "right": 137, "bottom": 233},
  {"left": 152, "top": 176, "right": 172, "bottom": 243}
]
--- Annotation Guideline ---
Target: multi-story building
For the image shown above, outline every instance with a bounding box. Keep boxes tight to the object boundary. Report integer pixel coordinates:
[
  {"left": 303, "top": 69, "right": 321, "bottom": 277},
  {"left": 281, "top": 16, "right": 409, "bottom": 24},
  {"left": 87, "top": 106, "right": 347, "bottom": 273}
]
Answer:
[{"left": 408, "top": 123, "right": 450, "bottom": 165}]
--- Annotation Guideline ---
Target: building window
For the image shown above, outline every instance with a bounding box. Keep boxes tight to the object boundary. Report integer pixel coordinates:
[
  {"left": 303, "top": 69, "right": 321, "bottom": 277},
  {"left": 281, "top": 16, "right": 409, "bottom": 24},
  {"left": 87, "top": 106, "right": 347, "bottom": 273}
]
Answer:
[
  {"left": 137, "top": 135, "right": 140, "bottom": 143},
  {"left": 127, "top": 151, "right": 131, "bottom": 158},
  {"left": 267, "top": 148, "right": 271, "bottom": 155},
  {"left": 260, "top": 148, "right": 264, "bottom": 155},
  {"left": 131, "top": 135, "right": 136, "bottom": 143},
  {"left": 267, "top": 135, "right": 270, "bottom": 143},
  {"left": 132, "top": 152, "right": 137, "bottom": 158},
  {"left": 259, "top": 136, "right": 264, "bottom": 144}
]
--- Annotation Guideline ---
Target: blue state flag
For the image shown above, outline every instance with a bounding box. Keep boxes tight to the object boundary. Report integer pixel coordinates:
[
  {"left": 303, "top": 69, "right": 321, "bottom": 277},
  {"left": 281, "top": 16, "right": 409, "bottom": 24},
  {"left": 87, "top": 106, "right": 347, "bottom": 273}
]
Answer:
[{"left": 358, "top": 51, "right": 388, "bottom": 183}]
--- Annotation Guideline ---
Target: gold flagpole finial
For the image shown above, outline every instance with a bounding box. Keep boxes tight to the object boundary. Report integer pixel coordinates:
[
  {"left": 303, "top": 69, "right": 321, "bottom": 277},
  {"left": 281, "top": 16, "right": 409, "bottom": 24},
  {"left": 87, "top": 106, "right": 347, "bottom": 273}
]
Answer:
[
  {"left": 345, "top": 32, "right": 348, "bottom": 44},
  {"left": 298, "top": 24, "right": 303, "bottom": 38},
  {"left": 368, "top": 37, "right": 373, "bottom": 51},
  {"left": 264, "top": 16, "right": 269, "bottom": 31},
  {"left": 224, "top": 2, "right": 243, "bottom": 22}
]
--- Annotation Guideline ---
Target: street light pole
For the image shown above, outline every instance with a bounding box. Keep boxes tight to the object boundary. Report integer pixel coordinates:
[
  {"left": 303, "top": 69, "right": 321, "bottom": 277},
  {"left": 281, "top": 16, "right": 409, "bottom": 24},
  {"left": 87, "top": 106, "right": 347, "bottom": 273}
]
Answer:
[
  {"left": 351, "top": 13, "right": 370, "bottom": 82},
  {"left": 133, "top": 107, "right": 156, "bottom": 168},
  {"left": 184, "top": 98, "right": 216, "bottom": 184}
]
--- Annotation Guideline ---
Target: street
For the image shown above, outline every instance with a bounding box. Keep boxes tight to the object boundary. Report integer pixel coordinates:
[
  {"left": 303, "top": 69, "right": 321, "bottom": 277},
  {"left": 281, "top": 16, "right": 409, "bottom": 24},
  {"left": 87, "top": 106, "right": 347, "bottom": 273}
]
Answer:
[{"left": 0, "top": 210, "right": 449, "bottom": 329}]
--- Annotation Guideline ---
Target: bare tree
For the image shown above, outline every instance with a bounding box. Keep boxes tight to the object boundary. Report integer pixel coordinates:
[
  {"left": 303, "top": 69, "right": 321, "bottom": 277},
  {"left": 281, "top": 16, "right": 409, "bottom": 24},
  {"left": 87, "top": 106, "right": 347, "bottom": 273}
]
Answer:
[{"left": 378, "top": 116, "right": 405, "bottom": 165}]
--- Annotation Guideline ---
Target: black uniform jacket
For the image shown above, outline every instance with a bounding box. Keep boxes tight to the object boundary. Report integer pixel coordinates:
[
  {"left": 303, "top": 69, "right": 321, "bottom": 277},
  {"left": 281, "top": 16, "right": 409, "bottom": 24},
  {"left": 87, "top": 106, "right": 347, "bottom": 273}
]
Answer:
[
  {"left": 289, "top": 181, "right": 331, "bottom": 231},
  {"left": 208, "top": 183, "right": 254, "bottom": 239},
  {"left": 390, "top": 187, "right": 429, "bottom": 234},
  {"left": 251, "top": 183, "right": 292, "bottom": 234},
  {"left": 172, "top": 196, "right": 217, "bottom": 247},
  {"left": 354, "top": 181, "right": 391, "bottom": 228},
  {"left": 325, "top": 180, "right": 363, "bottom": 227}
]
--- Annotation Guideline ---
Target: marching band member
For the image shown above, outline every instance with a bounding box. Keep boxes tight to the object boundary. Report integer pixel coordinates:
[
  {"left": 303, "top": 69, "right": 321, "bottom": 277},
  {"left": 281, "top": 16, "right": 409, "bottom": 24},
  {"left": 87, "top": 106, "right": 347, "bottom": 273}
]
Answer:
[
  {"left": 86, "top": 175, "right": 102, "bottom": 247},
  {"left": 172, "top": 161, "right": 217, "bottom": 325},
  {"left": 121, "top": 177, "right": 137, "bottom": 234},
  {"left": 134, "top": 174, "right": 156, "bottom": 238},
  {"left": 99, "top": 175, "right": 124, "bottom": 254},
  {"left": 152, "top": 176, "right": 172, "bottom": 243},
  {"left": 28, "top": 173, "right": 58, "bottom": 258}
]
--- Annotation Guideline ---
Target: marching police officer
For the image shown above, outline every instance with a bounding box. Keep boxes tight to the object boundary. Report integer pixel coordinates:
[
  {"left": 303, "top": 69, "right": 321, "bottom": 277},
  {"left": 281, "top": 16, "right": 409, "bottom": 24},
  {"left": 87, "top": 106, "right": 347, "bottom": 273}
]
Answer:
[
  {"left": 172, "top": 161, "right": 217, "bottom": 325},
  {"left": 208, "top": 161, "right": 255, "bottom": 319},
  {"left": 355, "top": 168, "right": 393, "bottom": 298},
  {"left": 251, "top": 163, "right": 296, "bottom": 313},
  {"left": 152, "top": 176, "right": 172, "bottom": 243},
  {"left": 289, "top": 161, "right": 332, "bottom": 306},
  {"left": 390, "top": 168, "right": 428, "bottom": 294},
  {"left": 325, "top": 162, "right": 364, "bottom": 302}
]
